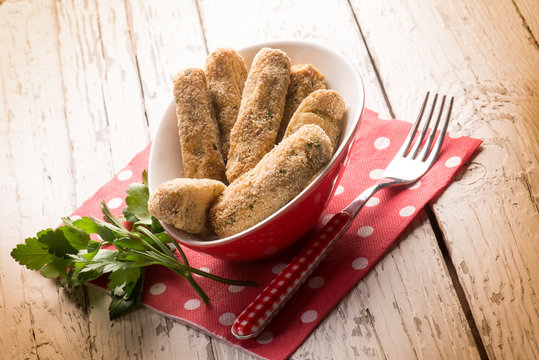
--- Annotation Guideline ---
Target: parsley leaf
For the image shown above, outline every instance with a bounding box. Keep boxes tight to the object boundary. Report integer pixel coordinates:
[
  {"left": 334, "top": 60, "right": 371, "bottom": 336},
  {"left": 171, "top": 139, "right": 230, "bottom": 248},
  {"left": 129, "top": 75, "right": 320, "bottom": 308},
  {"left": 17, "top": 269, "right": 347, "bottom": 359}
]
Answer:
[
  {"left": 109, "top": 272, "right": 144, "bottom": 320},
  {"left": 38, "top": 228, "right": 78, "bottom": 258},
  {"left": 61, "top": 217, "right": 90, "bottom": 250},
  {"left": 123, "top": 170, "right": 152, "bottom": 225},
  {"left": 11, "top": 237, "right": 53, "bottom": 270}
]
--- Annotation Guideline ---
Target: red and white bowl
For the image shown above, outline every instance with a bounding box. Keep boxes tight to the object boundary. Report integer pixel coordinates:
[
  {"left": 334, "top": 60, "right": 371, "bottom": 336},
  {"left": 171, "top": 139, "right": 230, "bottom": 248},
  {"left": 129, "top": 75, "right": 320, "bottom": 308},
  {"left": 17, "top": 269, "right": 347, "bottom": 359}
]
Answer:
[{"left": 148, "top": 40, "right": 365, "bottom": 261}]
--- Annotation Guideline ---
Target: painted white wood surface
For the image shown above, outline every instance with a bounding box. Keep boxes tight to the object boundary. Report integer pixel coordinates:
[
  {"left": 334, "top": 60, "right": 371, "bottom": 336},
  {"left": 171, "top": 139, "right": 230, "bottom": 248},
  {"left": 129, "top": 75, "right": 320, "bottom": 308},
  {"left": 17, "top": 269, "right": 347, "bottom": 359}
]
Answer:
[
  {"left": 1, "top": 0, "right": 537, "bottom": 359},
  {"left": 349, "top": 0, "right": 539, "bottom": 358}
]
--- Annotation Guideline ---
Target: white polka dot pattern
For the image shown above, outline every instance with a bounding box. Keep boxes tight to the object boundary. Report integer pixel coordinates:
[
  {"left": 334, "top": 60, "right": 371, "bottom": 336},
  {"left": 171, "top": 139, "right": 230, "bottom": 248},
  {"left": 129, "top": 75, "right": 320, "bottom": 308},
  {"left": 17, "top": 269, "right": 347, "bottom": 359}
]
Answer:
[
  {"left": 357, "top": 226, "right": 374, "bottom": 237},
  {"left": 228, "top": 285, "right": 245, "bottom": 293},
  {"left": 107, "top": 197, "right": 123, "bottom": 209},
  {"left": 365, "top": 197, "right": 380, "bottom": 207},
  {"left": 369, "top": 169, "right": 384, "bottom": 180},
  {"left": 399, "top": 205, "right": 416, "bottom": 217},
  {"left": 219, "top": 312, "right": 236, "bottom": 326},
  {"left": 352, "top": 257, "right": 369, "bottom": 270},
  {"left": 300, "top": 310, "right": 318, "bottom": 323},
  {"left": 117, "top": 169, "right": 133, "bottom": 181},
  {"left": 149, "top": 283, "right": 166, "bottom": 295},
  {"left": 256, "top": 331, "right": 273, "bottom": 344},
  {"left": 308, "top": 276, "right": 325, "bottom": 289},
  {"left": 407, "top": 180, "right": 421, "bottom": 190},
  {"left": 374, "top": 137, "right": 390, "bottom": 150},
  {"left": 445, "top": 156, "right": 462, "bottom": 168},
  {"left": 184, "top": 299, "right": 201, "bottom": 310}
]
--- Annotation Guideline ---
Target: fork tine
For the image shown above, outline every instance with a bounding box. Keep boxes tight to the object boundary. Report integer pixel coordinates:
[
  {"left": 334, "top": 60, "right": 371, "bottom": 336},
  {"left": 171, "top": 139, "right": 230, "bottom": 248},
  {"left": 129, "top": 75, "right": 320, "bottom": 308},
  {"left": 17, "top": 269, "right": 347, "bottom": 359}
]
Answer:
[
  {"left": 419, "top": 95, "right": 446, "bottom": 161},
  {"left": 396, "top": 92, "right": 430, "bottom": 157},
  {"left": 426, "top": 96, "right": 454, "bottom": 164},
  {"left": 408, "top": 93, "right": 438, "bottom": 159}
]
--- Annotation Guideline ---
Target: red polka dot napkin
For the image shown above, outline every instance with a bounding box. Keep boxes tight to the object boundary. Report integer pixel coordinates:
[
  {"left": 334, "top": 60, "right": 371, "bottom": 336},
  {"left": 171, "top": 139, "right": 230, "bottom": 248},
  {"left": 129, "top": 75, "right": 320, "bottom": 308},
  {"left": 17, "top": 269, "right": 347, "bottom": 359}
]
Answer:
[{"left": 79, "top": 108, "right": 481, "bottom": 360}]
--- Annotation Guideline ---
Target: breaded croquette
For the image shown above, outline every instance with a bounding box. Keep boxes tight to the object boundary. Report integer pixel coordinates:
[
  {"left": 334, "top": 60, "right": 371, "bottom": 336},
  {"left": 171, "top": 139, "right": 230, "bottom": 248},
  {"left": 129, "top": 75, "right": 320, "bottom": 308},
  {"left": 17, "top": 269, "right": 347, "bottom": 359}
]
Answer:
[
  {"left": 148, "top": 178, "right": 226, "bottom": 235},
  {"left": 226, "top": 47, "right": 291, "bottom": 183},
  {"left": 204, "top": 48, "right": 248, "bottom": 159},
  {"left": 276, "top": 64, "right": 326, "bottom": 142},
  {"left": 173, "top": 68, "right": 227, "bottom": 183},
  {"left": 210, "top": 124, "right": 332, "bottom": 238},
  {"left": 283, "top": 89, "right": 346, "bottom": 152}
]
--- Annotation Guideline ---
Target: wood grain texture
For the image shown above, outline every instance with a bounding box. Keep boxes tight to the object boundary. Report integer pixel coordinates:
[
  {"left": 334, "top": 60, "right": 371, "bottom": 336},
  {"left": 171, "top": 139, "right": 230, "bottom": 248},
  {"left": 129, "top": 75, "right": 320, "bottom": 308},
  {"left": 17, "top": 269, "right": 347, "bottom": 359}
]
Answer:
[
  {"left": 0, "top": 1, "right": 91, "bottom": 359},
  {"left": 349, "top": 0, "right": 539, "bottom": 358},
  {"left": 514, "top": 0, "right": 539, "bottom": 44}
]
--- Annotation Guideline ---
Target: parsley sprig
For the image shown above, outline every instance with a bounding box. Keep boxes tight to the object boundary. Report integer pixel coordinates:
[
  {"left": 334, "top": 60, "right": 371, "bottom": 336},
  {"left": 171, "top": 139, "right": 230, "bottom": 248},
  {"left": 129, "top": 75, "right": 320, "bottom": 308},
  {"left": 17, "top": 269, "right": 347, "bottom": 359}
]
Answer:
[{"left": 11, "top": 170, "right": 257, "bottom": 319}]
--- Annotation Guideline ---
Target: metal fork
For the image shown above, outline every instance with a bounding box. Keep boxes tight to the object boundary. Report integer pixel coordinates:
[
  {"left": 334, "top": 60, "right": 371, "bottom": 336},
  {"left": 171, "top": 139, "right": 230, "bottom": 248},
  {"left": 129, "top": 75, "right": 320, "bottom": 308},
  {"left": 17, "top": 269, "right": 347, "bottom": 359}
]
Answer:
[{"left": 231, "top": 92, "right": 454, "bottom": 340}]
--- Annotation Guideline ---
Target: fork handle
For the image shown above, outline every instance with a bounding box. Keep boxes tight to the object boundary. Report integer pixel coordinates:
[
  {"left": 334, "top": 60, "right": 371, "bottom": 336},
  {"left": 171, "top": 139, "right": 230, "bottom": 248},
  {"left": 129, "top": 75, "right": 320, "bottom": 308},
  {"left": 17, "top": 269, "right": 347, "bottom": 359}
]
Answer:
[
  {"left": 231, "top": 181, "right": 394, "bottom": 340},
  {"left": 231, "top": 212, "right": 353, "bottom": 339}
]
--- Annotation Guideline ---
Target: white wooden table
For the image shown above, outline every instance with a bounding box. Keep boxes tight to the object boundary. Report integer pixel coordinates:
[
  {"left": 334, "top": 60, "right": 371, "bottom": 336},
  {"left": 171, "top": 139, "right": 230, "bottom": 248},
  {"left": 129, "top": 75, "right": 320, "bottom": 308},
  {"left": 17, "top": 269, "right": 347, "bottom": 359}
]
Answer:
[{"left": 1, "top": 0, "right": 538, "bottom": 359}]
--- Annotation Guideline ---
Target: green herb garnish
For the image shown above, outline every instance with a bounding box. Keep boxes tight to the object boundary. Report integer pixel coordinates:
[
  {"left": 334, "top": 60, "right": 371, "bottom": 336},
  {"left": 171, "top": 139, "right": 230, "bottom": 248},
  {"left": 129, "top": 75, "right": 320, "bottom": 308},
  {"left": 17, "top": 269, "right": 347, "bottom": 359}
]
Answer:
[{"left": 11, "top": 170, "right": 257, "bottom": 319}]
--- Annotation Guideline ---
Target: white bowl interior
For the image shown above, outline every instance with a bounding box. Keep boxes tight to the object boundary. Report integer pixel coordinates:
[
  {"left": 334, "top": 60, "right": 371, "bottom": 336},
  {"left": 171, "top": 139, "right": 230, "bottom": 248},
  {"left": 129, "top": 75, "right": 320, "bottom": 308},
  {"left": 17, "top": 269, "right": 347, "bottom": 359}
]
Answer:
[{"left": 149, "top": 40, "right": 365, "bottom": 246}]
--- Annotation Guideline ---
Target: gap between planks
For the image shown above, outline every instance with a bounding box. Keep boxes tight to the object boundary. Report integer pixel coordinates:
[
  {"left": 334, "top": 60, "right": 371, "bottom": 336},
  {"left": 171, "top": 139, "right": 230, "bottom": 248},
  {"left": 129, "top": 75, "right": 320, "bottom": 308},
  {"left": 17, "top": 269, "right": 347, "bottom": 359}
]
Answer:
[
  {"left": 346, "top": 0, "right": 395, "bottom": 119},
  {"left": 425, "top": 206, "right": 489, "bottom": 360},
  {"left": 343, "top": 0, "right": 490, "bottom": 357}
]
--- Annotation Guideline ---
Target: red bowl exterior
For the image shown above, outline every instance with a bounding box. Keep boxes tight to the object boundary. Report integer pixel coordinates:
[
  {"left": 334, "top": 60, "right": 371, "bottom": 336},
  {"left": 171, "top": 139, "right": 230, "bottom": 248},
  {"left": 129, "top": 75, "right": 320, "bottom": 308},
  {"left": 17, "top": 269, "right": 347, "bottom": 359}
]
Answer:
[{"left": 168, "top": 138, "right": 354, "bottom": 262}]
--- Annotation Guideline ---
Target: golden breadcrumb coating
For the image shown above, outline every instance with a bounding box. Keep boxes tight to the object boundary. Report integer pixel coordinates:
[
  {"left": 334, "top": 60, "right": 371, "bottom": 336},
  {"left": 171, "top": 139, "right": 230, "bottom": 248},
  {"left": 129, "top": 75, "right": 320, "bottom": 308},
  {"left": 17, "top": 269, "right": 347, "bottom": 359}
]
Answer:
[
  {"left": 173, "top": 68, "right": 226, "bottom": 183},
  {"left": 148, "top": 178, "right": 226, "bottom": 235},
  {"left": 210, "top": 124, "right": 332, "bottom": 238},
  {"left": 276, "top": 64, "right": 326, "bottom": 142},
  {"left": 283, "top": 89, "right": 346, "bottom": 152},
  {"left": 204, "top": 48, "right": 248, "bottom": 159},
  {"left": 226, "top": 47, "right": 291, "bottom": 183}
]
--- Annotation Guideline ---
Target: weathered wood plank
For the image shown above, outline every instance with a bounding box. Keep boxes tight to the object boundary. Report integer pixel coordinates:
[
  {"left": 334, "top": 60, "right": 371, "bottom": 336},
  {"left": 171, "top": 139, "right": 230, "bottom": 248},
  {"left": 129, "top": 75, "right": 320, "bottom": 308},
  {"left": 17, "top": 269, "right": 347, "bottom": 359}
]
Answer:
[
  {"left": 349, "top": 0, "right": 539, "bottom": 358},
  {"left": 514, "top": 0, "right": 539, "bottom": 43},
  {"left": 197, "top": 0, "right": 480, "bottom": 358},
  {"left": 0, "top": 1, "right": 91, "bottom": 359},
  {"left": 124, "top": 0, "right": 209, "bottom": 134},
  {"left": 53, "top": 0, "right": 214, "bottom": 358}
]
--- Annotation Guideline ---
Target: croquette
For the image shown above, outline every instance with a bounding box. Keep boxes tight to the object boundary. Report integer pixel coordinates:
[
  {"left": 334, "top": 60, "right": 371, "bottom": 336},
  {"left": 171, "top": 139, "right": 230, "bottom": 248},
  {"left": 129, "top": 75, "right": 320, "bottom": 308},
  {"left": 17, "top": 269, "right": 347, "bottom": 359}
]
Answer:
[
  {"left": 204, "top": 48, "right": 248, "bottom": 159},
  {"left": 210, "top": 124, "right": 332, "bottom": 238},
  {"left": 276, "top": 64, "right": 326, "bottom": 142},
  {"left": 226, "top": 47, "right": 291, "bottom": 183},
  {"left": 148, "top": 178, "right": 226, "bottom": 235},
  {"left": 283, "top": 89, "right": 346, "bottom": 152},
  {"left": 173, "top": 68, "right": 227, "bottom": 183}
]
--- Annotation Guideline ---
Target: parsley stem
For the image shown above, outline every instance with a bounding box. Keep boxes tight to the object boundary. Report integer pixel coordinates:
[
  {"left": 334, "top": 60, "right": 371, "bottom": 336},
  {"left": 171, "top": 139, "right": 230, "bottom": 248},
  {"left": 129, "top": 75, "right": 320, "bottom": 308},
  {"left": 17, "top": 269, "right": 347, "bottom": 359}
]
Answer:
[
  {"left": 138, "top": 227, "right": 257, "bottom": 287},
  {"left": 131, "top": 250, "right": 179, "bottom": 270},
  {"left": 171, "top": 268, "right": 210, "bottom": 304},
  {"left": 136, "top": 226, "right": 176, "bottom": 257},
  {"left": 100, "top": 201, "right": 127, "bottom": 230},
  {"left": 168, "top": 234, "right": 191, "bottom": 265},
  {"left": 186, "top": 267, "right": 258, "bottom": 287}
]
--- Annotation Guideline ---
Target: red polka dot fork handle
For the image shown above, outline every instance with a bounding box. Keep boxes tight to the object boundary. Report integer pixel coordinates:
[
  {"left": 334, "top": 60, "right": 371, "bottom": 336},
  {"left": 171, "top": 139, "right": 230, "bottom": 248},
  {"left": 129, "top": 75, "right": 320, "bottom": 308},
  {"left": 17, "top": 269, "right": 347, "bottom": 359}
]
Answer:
[
  {"left": 231, "top": 179, "right": 400, "bottom": 340},
  {"left": 232, "top": 92, "right": 454, "bottom": 340},
  {"left": 232, "top": 211, "right": 353, "bottom": 339}
]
